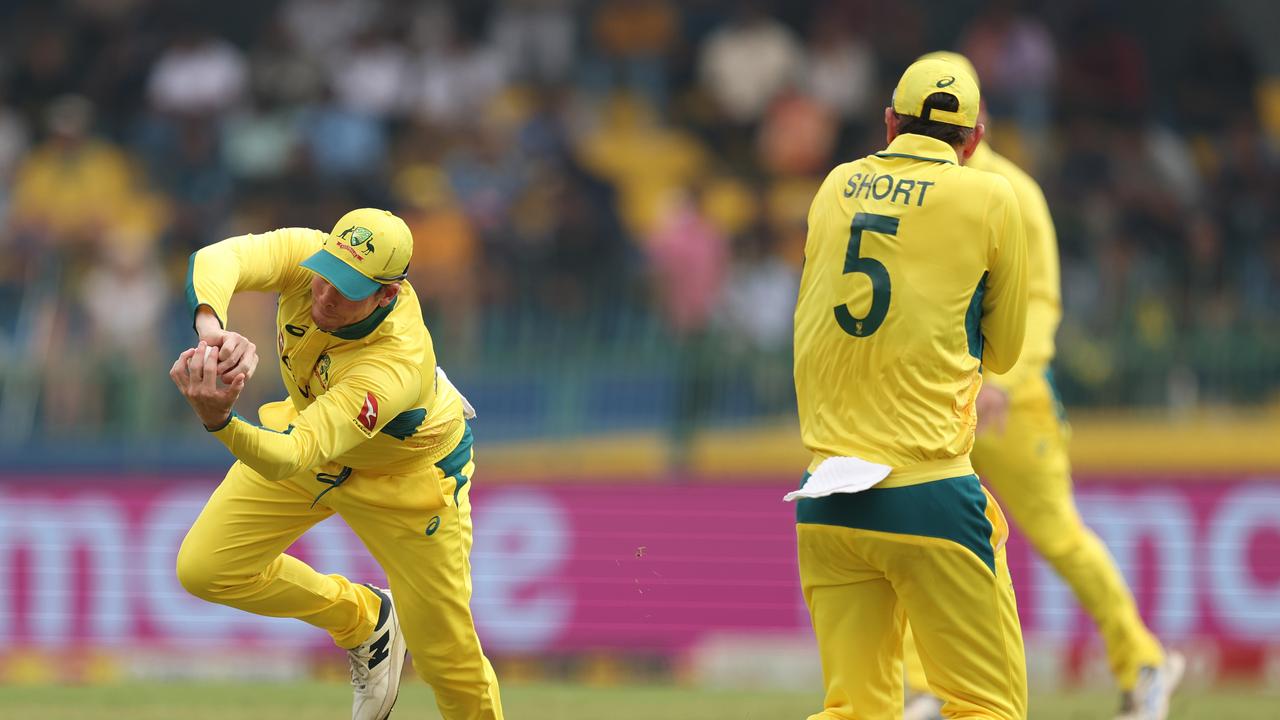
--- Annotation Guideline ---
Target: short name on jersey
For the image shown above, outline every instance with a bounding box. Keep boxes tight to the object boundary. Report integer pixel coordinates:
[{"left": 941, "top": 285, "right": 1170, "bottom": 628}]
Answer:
[{"left": 844, "top": 172, "right": 935, "bottom": 207}]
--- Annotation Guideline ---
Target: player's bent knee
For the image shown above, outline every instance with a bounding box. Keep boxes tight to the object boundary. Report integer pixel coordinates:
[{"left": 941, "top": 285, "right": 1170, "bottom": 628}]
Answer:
[
  {"left": 175, "top": 550, "right": 220, "bottom": 600},
  {"left": 175, "top": 537, "right": 237, "bottom": 601}
]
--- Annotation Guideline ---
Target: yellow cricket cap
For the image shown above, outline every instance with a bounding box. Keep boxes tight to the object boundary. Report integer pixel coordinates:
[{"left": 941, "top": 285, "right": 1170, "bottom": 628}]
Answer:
[
  {"left": 301, "top": 208, "right": 414, "bottom": 301},
  {"left": 891, "top": 57, "right": 980, "bottom": 128},
  {"left": 917, "top": 51, "right": 980, "bottom": 90}
]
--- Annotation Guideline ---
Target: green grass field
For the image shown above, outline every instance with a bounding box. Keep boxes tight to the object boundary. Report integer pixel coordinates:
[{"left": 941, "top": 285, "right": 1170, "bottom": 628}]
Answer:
[{"left": 2, "top": 681, "right": 1277, "bottom": 719}]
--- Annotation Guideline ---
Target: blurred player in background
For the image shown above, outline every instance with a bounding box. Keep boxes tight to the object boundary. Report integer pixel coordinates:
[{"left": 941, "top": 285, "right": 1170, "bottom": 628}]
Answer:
[
  {"left": 899, "top": 52, "right": 1183, "bottom": 720},
  {"left": 169, "top": 209, "right": 503, "bottom": 720},
  {"left": 789, "top": 58, "right": 1028, "bottom": 719}
]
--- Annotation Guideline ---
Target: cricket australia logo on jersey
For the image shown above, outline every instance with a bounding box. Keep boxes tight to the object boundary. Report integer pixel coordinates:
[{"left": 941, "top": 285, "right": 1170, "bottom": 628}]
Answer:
[
  {"left": 335, "top": 226, "right": 376, "bottom": 262},
  {"left": 314, "top": 353, "right": 331, "bottom": 389}
]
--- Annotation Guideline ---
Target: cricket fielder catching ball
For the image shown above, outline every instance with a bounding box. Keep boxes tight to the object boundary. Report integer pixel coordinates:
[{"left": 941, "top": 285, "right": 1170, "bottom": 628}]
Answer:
[{"left": 169, "top": 208, "right": 503, "bottom": 720}]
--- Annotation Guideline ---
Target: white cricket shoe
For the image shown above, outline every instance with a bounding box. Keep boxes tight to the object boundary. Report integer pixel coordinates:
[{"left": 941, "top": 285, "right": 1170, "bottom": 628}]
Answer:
[
  {"left": 349, "top": 585, "right": 406, "bottom": 720},
  {"left": 1116, "top": 651, "right": 1186, "bottom": 720}
]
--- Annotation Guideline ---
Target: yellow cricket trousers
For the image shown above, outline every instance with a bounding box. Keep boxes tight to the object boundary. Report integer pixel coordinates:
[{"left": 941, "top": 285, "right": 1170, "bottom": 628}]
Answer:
[
  {"left": 176, "top": 425, "right": 503, "bottom": 720},
  {"left": 905, "top": 372, "right": 1163, "bottom": 693},
  {"left": 797, "top": 474, "right": 1027, "bottom": 720}
]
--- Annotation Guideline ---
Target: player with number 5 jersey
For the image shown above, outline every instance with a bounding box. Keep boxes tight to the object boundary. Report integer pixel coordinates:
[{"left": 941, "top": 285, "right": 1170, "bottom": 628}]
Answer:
[{"left": 791, "top": 57, "right": 1028, "bottom": 719}]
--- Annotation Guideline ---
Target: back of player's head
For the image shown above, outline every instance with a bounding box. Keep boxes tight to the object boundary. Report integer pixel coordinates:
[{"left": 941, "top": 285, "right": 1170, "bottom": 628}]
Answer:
[
  {"left": 894, "top": 94, "right": 975, "bottom": 146},
  {"left": 890, "top": 56, "right": 981, "bottom": 147}
]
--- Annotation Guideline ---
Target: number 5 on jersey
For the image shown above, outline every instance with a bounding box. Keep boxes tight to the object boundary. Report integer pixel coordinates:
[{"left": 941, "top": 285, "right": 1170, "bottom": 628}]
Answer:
[{"left": 834, "top": 212, "right": 898, "bottom": 337}]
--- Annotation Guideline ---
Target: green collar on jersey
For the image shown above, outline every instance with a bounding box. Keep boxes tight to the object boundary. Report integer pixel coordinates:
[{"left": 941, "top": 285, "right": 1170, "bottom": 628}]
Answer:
[
  {"left": 329, "top": 296, "right": 397, "bottom": 340},
  {"left": 874, "top": 151, "right": 955, "bottom": 165},
  {"left": 875, "top": 134, "right": 959, "bottom": 165}
]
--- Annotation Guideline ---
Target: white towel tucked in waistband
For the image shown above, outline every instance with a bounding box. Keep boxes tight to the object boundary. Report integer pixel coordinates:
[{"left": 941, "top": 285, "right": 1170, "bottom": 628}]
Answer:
[
  {"left": 436, "top": 366, "right": 477, "bottom": 420},
  {"left": 782, "top": 455, "right": 893, "bottom": 502}
]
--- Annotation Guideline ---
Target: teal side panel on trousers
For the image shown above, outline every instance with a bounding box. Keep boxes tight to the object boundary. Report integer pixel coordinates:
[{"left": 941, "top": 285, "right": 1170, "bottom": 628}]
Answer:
[
  {"left": 436, "top": 423, "right": 474, "bottom": 504},
  {"left": 795, "top": 473, "right": 996, "bottom": 574}
]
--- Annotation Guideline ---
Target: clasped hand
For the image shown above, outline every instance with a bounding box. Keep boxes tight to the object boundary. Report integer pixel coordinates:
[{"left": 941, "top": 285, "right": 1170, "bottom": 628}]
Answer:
[{"left": 170, "top": 338, "right": 255, "bottom": 429}]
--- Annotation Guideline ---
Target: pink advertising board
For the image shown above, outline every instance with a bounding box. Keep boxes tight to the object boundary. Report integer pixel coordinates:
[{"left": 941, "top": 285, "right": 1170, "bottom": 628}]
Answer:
[{"left": 2, "top": 475, "right": 1278, "bottom": 666}]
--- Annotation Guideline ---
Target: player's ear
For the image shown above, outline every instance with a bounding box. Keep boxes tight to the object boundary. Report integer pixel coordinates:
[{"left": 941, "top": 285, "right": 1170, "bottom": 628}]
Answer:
[
  {"left": 378, "top": 282, "right": 402, "bottom": 307},
  {"left": 959, "top": 123, "right": 985, "bottom": 164},
  {"left": 884, "top": 107, "right": 898, "bottom": 144}
]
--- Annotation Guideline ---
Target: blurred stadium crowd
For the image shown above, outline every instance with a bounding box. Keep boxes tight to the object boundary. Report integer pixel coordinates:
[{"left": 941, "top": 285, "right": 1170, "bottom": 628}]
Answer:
[{"left": 0, "top": 0, "right": 1276, "bottom": 446}]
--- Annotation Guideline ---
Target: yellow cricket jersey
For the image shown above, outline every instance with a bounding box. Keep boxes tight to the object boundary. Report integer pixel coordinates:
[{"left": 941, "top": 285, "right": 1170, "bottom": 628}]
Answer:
[
  {"left": 966, "top": 142, "right": 1060, "bottom": 394},
  {"left": 186, "top": 228, "right": 467, "bottom": 482},
  {"left": 794, "top": 134, "right": 1028, "bottom": 484}
]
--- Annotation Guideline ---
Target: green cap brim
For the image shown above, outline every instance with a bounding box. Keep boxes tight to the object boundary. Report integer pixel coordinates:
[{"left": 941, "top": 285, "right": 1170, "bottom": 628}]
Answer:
[{"left": 300, "top": 250, "right": 381, "bottom": 301}]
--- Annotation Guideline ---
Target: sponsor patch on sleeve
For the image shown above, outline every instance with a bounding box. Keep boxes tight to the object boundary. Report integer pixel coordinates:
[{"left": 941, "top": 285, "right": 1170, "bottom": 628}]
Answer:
[{"left": 356, "top": 391, "right": 379, "bottom": 432}]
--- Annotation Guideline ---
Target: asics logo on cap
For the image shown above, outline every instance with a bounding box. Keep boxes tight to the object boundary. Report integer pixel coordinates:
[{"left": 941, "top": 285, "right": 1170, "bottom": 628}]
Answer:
[{"left": 936, "top": 76, "right": 956, "bottom": 88}]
